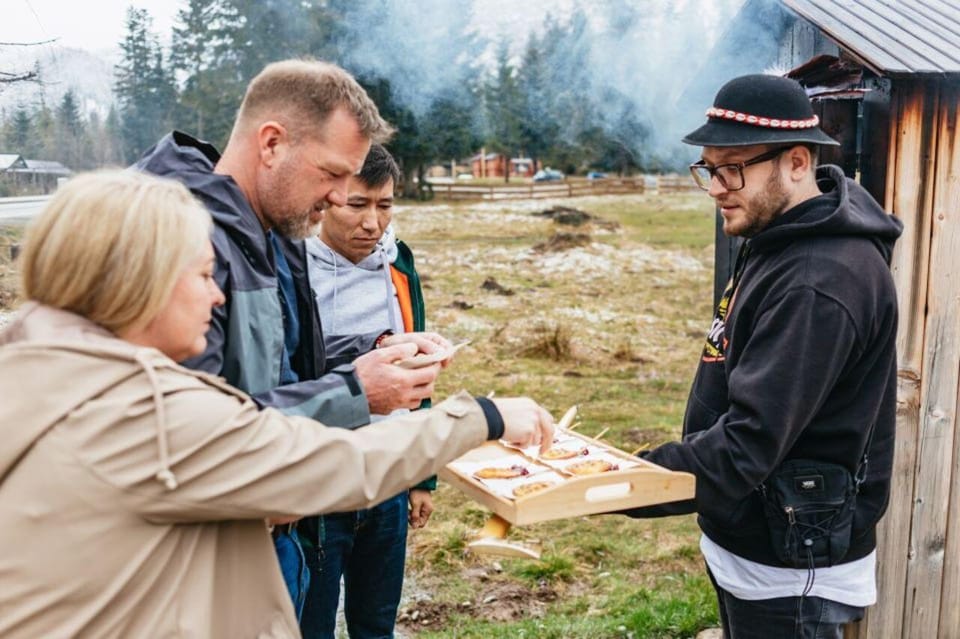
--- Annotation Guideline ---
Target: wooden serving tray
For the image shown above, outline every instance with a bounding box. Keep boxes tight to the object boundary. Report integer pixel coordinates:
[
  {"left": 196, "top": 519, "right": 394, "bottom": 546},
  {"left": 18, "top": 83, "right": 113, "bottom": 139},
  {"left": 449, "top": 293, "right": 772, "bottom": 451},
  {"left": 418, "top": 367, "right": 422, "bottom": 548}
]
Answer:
[{"left": 440, "top": 435, "right": 695, "bottom": 526}]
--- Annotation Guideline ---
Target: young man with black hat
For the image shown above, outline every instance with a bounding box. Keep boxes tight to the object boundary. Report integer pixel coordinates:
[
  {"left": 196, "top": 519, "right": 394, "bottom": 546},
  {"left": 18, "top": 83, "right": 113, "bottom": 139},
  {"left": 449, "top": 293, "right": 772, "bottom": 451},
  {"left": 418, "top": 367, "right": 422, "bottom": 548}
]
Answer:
[{"left": 622, "top": 74, "right": 903, "bottom": 638}]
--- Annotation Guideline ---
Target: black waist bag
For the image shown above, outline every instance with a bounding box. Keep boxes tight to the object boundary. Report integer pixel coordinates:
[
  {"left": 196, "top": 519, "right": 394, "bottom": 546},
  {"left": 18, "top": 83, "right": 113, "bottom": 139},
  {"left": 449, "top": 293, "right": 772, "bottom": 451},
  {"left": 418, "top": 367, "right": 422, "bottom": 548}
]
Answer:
[{"left": 760, "top": 459, "right": 857, "bottom": 568}]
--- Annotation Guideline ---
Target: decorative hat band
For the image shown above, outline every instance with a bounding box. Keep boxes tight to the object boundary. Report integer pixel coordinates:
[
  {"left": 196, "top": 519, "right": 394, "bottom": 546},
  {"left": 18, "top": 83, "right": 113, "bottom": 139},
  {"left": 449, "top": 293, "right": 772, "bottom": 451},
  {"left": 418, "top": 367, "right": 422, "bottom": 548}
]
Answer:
[{"left": 705, "top": 107, "right": 820, "bottom": 130}]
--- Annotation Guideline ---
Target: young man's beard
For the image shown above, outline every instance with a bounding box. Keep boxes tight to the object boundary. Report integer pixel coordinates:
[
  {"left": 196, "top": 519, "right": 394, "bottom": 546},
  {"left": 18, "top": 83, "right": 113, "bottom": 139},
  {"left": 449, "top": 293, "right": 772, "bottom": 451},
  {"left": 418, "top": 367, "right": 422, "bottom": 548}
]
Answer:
[{"left": 738, "top": 167, "right": 791, "bottom": 238}]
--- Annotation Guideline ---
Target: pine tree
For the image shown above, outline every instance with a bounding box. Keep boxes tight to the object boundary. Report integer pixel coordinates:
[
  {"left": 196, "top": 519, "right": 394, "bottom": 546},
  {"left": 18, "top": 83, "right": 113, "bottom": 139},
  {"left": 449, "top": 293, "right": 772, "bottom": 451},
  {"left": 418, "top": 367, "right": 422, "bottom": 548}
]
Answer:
[
  {"left": 55, "top": 89, "right": 88, "bottom": 169},
  {"left": 115, "top": 7, "right": 178, "bottom": 162},
  {"left": 30, "top": 98, "right": 56, "bottom": 160},
  {"left": 360, "top": 76, "right": 430, "bottom": 199},
  {"left": 102, "top": 106, "right": 125, "bottom": 166},
  {"left": 170, "top": 0, "right": 242, "bottom": 143},
  {"left": 220, "top": 0, "right": 320, "bottom": 82},
  {"left": 484, "top": 43, "right": 524, "bottom": 182},
  {"left": 421, "top": 94, "right": 478, "bottom": 174},
  {"left": 4, "top": 107, "right": 32, "bottom": 152},
  {"left": 517, "top": 34, "right": 559, "bottom": 174}
]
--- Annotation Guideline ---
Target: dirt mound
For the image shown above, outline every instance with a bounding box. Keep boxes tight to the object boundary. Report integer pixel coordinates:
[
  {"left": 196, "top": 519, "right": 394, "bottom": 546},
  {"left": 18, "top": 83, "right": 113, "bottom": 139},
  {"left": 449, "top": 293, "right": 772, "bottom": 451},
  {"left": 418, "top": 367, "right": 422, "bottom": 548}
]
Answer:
[
  {"left": 480, "top": 277, "right": 514, "bottom": 296},
  {"left": 396, "top": 600, "right": 454, "bottom": 631},
  {"left": 533, "top": 232, "right": 591, "bottom": 253},
  {"left": 474, "top": 582, "right": 558, "bottom": 622},
  {"left": 535, "top": 205, "right": 593, "bottom": 226},
  {"left": 533, "top": 206, "right": 620, "bottom": 231},
  {"left": 397, "top": 582, "right": 559, "bottom": 632}
]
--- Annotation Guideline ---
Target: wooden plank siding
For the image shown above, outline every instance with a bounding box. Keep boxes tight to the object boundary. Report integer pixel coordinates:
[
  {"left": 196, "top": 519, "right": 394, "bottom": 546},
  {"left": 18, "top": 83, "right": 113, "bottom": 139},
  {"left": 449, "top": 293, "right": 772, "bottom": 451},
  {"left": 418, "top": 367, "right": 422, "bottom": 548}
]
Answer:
[
  {"left": 932, "top": 79, "right": 960, "bottom": 637},
  {"left": 901, "top": 78, "right": 958, "bottom": 639},
  {"left": 854, "top": 78, "right": 960, "bottom": 639},
  {"left": 853, "top": 79, "right": 938, "bottom": 639}
]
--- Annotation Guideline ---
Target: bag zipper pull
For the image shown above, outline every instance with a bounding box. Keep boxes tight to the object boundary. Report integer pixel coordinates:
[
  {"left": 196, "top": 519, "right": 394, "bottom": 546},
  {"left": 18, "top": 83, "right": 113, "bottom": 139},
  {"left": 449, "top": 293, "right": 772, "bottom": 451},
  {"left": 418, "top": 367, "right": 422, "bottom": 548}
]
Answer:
[{"left": 785, "top": 506, "right": 796, "bottom": 525}]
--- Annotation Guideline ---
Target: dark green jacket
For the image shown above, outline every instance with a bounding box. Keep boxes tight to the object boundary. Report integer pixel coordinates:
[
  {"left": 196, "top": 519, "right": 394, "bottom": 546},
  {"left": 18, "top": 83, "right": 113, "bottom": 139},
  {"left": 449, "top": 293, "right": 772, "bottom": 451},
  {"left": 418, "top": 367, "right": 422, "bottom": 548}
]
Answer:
[{"left": 391, "top": 240, "right": 435, "bottom": 490}]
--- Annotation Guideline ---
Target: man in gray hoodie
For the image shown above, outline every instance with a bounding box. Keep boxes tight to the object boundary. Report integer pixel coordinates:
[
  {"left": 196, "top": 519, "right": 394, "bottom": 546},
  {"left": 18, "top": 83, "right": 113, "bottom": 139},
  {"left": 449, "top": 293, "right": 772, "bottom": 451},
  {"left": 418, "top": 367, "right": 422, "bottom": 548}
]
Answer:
[{"left": 302, "top": 144, "right": 441, "bottom": 638}]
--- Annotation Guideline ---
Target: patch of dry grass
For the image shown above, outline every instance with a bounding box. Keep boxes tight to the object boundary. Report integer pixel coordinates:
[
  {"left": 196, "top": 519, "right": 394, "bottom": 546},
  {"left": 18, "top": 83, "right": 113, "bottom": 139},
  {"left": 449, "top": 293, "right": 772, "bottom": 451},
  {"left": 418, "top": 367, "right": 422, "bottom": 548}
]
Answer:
[{"left": 0, "top": 224, "right": 25, "bottom": 312}]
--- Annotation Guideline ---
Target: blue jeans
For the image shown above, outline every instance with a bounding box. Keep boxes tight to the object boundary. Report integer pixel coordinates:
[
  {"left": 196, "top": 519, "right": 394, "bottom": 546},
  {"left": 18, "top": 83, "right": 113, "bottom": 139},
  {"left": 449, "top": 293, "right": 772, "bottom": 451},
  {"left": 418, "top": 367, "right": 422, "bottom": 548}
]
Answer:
[
  {"left": 707, "top": 567, "right": 864, "bottom": 638},
  {"left": 300, "top": 492, "right": 409, "bottom": 639},
  {"left": 274, "top": 528, "right": 310, "bottom": 621}
]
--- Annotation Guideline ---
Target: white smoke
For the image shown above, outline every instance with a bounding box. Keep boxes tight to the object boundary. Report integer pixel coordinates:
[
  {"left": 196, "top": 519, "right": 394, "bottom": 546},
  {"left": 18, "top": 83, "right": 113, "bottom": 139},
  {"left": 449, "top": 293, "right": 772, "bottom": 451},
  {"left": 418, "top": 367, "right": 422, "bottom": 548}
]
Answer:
[{"left": 328, "top": 0, "right": 760, "bottom": 168}]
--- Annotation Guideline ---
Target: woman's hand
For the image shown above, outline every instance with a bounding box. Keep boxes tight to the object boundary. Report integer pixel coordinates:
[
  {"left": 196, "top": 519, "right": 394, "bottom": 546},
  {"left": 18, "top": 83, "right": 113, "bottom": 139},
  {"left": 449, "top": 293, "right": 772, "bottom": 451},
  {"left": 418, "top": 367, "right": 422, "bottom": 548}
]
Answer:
[{"left": 492, "top": 398, "right": 555, "bottom": 454}]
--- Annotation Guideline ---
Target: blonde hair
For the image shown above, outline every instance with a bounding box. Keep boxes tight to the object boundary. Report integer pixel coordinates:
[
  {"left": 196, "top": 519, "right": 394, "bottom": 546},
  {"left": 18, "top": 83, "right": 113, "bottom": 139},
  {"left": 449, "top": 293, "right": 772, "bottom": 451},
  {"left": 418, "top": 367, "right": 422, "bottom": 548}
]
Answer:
[
  {"left": 20, "top": 170, "right": 213, "bottom": 334},
  {"left": 234, "top": 59, "right": 395, "bottom": 144}
]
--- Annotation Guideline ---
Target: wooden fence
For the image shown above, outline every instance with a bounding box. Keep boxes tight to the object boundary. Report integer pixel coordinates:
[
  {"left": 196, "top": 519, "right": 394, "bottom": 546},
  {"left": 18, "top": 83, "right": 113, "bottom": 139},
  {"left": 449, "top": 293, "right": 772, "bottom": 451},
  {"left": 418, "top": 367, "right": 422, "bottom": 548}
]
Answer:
[
  {"left": 655, "top": 174, "right": 702, "bottom": 194},
  {"left": 426, "top": 175, "right": 699, "bottom": 201}
]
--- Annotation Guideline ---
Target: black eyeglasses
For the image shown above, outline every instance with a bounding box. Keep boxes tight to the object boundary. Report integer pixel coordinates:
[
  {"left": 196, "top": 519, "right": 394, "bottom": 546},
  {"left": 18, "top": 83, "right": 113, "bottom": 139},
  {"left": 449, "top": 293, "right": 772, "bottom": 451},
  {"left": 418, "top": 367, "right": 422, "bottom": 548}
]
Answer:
[{"left": 689, "top": 147, "right": 789, "bottom": 191}]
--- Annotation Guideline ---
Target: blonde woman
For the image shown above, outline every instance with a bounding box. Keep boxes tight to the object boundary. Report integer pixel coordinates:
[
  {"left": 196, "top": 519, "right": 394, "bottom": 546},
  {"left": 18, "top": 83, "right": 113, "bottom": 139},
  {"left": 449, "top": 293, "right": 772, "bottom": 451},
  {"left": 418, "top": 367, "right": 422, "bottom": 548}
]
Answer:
[{"left": 0, "top": 170, "right": 553, "bottom": 638}]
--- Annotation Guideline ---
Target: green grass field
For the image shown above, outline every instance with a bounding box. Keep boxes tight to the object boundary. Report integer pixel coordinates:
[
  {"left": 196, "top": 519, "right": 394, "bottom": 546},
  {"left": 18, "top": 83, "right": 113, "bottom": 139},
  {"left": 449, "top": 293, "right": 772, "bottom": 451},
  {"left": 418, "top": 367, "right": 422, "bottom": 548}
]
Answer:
[{"left": 392, "top": 192, "right": 720, "bottom": 638}]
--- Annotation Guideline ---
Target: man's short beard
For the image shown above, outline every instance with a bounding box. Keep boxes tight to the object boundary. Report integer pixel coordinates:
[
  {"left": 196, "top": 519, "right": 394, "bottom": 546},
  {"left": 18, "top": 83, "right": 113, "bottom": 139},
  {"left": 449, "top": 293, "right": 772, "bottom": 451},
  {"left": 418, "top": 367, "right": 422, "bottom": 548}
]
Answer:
[
  {"left": 273, "top": 211, "right": 320, "bottom": 240},
  {"left": 739, "top": 166, "right": 791, "bottom": 238}
]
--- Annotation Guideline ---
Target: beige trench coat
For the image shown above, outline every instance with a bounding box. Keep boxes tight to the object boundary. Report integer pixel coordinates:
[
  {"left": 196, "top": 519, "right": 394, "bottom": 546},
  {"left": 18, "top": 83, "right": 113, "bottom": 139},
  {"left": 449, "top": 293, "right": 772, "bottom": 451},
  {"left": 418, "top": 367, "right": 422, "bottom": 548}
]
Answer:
[{"left": 0, "top": 303, "right": 488, "bottom": 638}]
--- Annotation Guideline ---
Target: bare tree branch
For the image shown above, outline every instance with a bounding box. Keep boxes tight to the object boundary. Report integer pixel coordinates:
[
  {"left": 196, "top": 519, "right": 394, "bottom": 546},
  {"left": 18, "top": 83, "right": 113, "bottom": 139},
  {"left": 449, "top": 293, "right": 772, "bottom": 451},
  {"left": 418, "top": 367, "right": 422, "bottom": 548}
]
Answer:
[
  {"left": 0, "top": 70, "right": 40, "bottom": 84},
  {"left": 0, "top": 39, "right": 58, "bottom": 47},
  {"left": 0, "top": 40, "right": 52, "bottom": 88}
]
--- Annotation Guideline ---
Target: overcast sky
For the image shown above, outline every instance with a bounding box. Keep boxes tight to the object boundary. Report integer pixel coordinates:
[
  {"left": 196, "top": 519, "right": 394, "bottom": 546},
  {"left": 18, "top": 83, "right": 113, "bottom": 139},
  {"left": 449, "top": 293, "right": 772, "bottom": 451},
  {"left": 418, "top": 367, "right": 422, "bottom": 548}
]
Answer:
[
  {"left": 1, "top": 0, "right": 176, "bottom": 52},
  {"left": 0, "top": 0, "right": 577, "bottom": 54}
]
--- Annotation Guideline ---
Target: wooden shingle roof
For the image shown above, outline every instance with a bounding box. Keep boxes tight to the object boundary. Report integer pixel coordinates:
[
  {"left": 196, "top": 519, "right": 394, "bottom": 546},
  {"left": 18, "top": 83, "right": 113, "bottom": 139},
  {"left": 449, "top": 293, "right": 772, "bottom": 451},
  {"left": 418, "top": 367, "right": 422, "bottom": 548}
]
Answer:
[{"left": 783, "top": 0, "right": 960, "bottom": 76}]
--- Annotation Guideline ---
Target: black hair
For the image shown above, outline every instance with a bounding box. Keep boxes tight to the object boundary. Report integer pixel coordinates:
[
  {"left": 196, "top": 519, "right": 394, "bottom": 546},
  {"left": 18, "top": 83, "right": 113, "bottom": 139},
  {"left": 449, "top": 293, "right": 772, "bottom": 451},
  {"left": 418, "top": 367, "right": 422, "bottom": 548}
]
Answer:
[{"left": 357, "top": 143, "right": 400, "bottom": 189}]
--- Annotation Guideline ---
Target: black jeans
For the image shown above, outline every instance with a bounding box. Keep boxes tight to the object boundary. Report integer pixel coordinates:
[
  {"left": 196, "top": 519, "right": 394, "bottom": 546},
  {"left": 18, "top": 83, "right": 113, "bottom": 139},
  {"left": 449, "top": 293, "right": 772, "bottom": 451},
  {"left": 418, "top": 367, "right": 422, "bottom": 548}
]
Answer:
[{"left": 707, "top": 567, "right": 864, "bottom": 639}]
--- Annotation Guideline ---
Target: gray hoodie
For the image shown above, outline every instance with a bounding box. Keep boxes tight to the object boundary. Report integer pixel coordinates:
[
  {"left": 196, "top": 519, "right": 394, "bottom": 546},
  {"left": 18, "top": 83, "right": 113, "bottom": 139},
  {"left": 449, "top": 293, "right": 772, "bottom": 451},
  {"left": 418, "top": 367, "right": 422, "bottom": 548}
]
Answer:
[
  {"left": 306, "top": 225, "right": 405, "bottom": 339},
  {"left": 307, "top": 226, "right": 408, "bottom": 422}
]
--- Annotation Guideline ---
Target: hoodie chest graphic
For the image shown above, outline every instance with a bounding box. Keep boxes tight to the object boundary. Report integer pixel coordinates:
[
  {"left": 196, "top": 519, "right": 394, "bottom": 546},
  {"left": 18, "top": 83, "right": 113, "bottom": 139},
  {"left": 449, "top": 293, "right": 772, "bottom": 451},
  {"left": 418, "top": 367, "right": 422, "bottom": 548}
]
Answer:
[
  {"left": 703, "top": 279, "right": 733, "bottom": 362},
  {"left": 702, "top": 243, "right": 750, "bottom": 363}
]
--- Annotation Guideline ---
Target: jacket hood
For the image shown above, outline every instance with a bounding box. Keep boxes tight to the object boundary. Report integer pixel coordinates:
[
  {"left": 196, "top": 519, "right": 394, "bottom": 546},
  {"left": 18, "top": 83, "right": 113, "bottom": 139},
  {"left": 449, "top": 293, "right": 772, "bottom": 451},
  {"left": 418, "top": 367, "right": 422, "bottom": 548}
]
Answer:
[
  {"left": 750, "top": 164, "right": 903, "bottom": 263},
  {"left": 379, "top": 224, "right": 399, "bottom": 263},
  {"left": 307, "top": 238, "right": 382, "bottom": 273},
  {"left": 135, "top": 131, "right": 267, "bottom": 258},
  {"left": 0, "top": 303, "right": 180, "bottom": 490}
]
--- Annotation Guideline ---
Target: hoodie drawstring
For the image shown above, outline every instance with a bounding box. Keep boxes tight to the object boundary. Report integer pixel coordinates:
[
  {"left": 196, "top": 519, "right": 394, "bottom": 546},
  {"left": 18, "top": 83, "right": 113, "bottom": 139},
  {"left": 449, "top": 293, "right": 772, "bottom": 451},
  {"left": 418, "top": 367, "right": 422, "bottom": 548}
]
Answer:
[
  {"left": 135, "top": 352, "right": 179, "bottom": 491},
  {"left": 324, "top": 243, "right": 340, "bottom": 334}
]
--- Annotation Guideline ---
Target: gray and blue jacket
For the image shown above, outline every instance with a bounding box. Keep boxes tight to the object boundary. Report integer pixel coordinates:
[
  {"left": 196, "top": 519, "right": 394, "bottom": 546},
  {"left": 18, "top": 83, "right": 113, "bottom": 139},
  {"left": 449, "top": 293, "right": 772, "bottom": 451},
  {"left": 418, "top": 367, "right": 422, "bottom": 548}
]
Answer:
[{"left": 136, "top": 131, "right": 374, "bottom": 428}]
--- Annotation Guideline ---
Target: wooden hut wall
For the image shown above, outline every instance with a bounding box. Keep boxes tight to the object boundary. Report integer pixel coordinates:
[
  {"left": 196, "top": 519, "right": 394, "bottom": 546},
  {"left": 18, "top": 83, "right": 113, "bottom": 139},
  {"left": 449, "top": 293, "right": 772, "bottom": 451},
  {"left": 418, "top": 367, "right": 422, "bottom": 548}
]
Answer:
[
  {"left": 852, "top": 77, "right": 960, "bottom": 639},
  {"left": 931, "top": 78, "right": 960, "bottom": 638}
]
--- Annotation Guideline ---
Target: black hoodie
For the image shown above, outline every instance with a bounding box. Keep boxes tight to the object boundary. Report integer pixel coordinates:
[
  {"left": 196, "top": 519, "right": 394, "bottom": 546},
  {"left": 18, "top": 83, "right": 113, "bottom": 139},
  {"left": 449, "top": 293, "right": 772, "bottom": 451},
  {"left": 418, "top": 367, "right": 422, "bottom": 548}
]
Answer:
[{"left": 627, "top": 165, "right": 903, "bottom": 567}]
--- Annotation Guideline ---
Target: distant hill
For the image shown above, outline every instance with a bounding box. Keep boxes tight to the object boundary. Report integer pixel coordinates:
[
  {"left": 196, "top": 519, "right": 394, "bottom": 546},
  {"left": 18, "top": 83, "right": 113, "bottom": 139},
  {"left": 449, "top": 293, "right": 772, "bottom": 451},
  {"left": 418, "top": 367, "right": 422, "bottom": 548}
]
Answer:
[{"left": 0, "top": 45, "right": 116, "bottom": 117}]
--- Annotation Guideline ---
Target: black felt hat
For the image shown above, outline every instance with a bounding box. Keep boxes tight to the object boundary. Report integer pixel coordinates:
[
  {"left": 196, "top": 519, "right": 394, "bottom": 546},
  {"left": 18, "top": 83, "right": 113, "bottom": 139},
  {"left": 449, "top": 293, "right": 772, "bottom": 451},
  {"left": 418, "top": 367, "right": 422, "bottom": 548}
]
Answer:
[{"left": 682, "top": 74, "right": 839, "bottom": 147}]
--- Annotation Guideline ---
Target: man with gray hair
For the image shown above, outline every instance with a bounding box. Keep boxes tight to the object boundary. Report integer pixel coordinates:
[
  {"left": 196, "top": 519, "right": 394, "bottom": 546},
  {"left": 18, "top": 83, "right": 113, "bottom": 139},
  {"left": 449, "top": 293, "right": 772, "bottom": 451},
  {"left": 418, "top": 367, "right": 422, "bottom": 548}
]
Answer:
[{"left": 134, "top": 59, "right": 529, "bottom": 619}]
